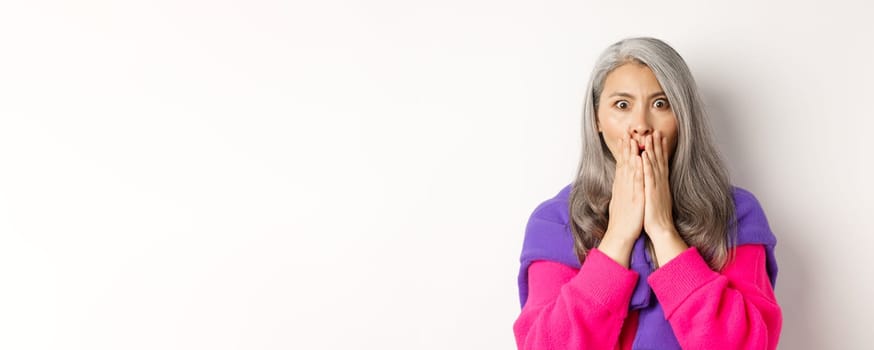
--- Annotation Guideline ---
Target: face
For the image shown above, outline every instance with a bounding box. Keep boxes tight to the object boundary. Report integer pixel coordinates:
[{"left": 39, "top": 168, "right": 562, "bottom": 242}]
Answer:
[{"left": 596, "top": 63, "right": 679, "bottom": 162}]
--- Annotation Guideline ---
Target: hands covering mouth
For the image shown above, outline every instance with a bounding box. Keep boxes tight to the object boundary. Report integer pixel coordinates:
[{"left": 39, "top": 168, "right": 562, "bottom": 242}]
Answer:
[{"left": 608, "top": 131, "right": 677, "bottom": 246}]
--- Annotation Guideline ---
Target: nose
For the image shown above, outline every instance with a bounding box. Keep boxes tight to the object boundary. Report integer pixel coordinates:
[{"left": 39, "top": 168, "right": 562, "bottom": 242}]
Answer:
[{"left": 630, "top": 109, "right": 652, "bottom": 136}]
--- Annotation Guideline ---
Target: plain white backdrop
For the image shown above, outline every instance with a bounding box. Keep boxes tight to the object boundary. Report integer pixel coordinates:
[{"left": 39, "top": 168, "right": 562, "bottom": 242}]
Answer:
[{"left": 1, "top": 1, "right": 872, "bottom": 349}]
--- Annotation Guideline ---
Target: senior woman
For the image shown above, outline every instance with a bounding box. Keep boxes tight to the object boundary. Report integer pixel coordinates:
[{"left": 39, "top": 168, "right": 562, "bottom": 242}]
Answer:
[{"left": 514, "top": 37, "right": 782, "bottom": 349}]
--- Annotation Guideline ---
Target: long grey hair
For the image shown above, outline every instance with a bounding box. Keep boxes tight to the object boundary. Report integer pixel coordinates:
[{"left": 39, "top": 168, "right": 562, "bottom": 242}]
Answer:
[{"left": 569, "top": 37, "right": 736, "bottom": 271}]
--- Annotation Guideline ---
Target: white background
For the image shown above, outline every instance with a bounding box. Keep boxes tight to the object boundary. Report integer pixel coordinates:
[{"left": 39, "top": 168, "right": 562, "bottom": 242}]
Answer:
[{"left": 1, "top": 1, "right": 872, "bottom": 349}]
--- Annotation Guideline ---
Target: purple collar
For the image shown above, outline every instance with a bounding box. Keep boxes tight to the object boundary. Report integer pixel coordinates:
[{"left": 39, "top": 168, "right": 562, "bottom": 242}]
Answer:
[{"left": 517, "top": 184, "right": 778, "bottom": 349}]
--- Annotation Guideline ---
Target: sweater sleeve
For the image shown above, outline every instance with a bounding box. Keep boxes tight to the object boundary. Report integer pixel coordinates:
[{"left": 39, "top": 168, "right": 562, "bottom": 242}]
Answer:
[
  {"left": 647, "top": 244, "right": 783, "bottom": 350},
  {"left": 513, "top": 247, "right": 639, "bottom": 349}
]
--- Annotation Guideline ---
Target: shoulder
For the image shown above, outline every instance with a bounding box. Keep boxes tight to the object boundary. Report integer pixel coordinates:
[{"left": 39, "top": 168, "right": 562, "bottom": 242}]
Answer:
[
  {"left": 520, "top": 182, "right": 578, "bottom": 268},
  {"left": 730, "top": 186, "right": 777, "bottom": 246},
  {"left": 730, "top": 186, "right": 768, "bottom": 224},
  {"left": 731, "top": 186, "right": 763, "bottom": 211}
]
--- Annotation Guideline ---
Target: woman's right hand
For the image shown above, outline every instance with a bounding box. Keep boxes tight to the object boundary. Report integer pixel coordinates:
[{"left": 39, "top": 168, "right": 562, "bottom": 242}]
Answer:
[{"left": 598, "top": 136, "right": 645, "bottom": 267}]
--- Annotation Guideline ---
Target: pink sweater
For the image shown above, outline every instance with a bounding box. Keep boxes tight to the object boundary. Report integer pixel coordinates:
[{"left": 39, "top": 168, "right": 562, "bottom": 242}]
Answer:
[{"left": 513, "top": 244, "right": 782, "bottom": 349}]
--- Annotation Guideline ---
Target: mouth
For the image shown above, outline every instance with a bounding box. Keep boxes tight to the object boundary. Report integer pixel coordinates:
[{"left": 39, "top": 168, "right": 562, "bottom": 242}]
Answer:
[{"left": 638, "top": 144, "right": 645, "bottom": 155}]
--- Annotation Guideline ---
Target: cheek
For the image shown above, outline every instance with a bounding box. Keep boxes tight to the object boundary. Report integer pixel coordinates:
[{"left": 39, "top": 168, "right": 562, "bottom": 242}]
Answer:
[
  {"left": 600, "top": 128, "right": 624, "bottom": 157},
  {"left": 658, "top": 117, "right": 679, "bottom": 156},
  {"left": 598, "top": 117, "right": 623, "bottom": 139},
  {"left": 596, "top": 115, "right": 615, "bottom": 150},
  {"left": 599, "top": 133, "right": 618, "bottom": 159}
]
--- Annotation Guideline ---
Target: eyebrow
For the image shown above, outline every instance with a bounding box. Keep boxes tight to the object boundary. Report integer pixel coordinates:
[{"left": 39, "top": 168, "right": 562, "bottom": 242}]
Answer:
[{"left": 607, "top": 91, "right": 667, "bottom": 99}]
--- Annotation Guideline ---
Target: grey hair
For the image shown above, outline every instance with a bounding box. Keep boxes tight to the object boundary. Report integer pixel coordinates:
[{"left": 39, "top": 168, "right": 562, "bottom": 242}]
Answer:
[{"left": 569, "top": 37, "right": 736, "bottom": 271}]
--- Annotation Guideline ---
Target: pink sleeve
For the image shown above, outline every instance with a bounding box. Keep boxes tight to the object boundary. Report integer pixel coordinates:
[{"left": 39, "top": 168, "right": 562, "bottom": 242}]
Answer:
[
  {"left": 513, "top": 247, "right": 639, "bottom": 349},
  {"left": 647, "top": 244, "right": 783, "bottom": 350}
]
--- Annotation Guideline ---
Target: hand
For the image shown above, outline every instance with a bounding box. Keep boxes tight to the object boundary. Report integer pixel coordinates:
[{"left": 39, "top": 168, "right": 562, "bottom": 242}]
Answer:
[
  {"left": 604, "top": 135, "right": 645, "bottom": 243},
  {"left": 641, "top": 131, "right": 676, "bottom": 238}
]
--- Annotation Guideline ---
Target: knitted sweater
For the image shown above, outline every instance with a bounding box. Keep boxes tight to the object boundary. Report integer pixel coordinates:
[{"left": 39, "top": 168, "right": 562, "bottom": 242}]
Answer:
[{"left": 513, "top": 184, "right": 782, "bottom": 349}]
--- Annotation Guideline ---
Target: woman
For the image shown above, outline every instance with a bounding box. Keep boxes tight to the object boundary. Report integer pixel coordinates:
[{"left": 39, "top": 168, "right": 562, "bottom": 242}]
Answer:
[{"left": 513, "top": 37, "right": 782, "bottom": 349}]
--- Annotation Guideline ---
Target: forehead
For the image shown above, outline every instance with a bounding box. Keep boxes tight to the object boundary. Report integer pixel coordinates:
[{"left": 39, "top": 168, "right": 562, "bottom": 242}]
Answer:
[{"left": 602, "top": 63, "right": 663, "bottom": 94}]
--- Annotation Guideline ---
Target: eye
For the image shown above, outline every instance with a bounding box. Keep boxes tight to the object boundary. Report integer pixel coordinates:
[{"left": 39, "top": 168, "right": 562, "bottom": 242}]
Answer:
[
  {"left": 653, "top": 98, "right": 670, "bottom": 109},
  {"left": 614, "top": 100, "right": 630, "bottom": 110}
]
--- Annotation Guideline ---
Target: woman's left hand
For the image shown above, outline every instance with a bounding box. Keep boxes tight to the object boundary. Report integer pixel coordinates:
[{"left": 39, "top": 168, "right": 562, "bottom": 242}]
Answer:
[{"left": 642, "top": 131, "right": 676, "bottom": 237}]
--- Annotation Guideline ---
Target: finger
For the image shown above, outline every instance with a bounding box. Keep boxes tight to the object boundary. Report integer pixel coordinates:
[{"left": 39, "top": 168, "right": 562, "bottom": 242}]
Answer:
[
  {"left": 631, "top": 139, "right": 643, "bottom": 182},
  {"left": 645, "top": 134, "right": 654, "bottom": 161},
  {"left": 660, "top": 134, "right": 669, "bottom": 169},
  {"left": 654, "top": 131, "right": 666, "bottom": 170},
  {"left": 642, "top": 148, "right": 653, "bottom": 190},
  {"left": 632, "top": 148, "right": 644, "bottom": 188},
  {"left": 646, "top": 135, "right": 658, "bottom": 176},
  {"left": 614, "top": 136, "right": 624, "bottom": 167},
  {"left": 641, "top": 135, "right": 652, "bottom": 171}
]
